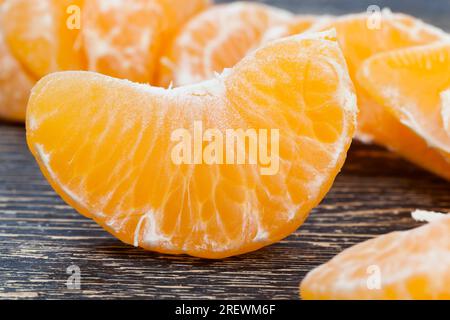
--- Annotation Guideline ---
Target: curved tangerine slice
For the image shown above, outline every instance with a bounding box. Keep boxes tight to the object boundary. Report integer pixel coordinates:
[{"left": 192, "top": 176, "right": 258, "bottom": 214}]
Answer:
[
  {"left": 26, "top": 31, "right": 357, "bottom": 259},
  {"left": 301, "top": 215, "right": 450, "bottom": 300},
  {"left": 358, "top": 43, "right": 450, "bottom": 172},
  {"left": 299, "top": 12, "right": 449, "bottom": 179},
  {"left": 325, "top": 12, "right": 447, "bottom": 142},
  {"left": 82, "top": 0, "right": 209, "bottom": 83},
  {"left": 82, "top": 0, "right": 165, "bottom": 83},
  {"left": 0, "top": 16, "right": 34, "bottom": 122},
  {"left": 157, "top": 2, "right": 293, "bottom": 87},
  {"left": 263, "top": 12, "right": 447, "bottom": 139},
  {"left": 1, "top": 0, "right": 86, "bottom": 79}
]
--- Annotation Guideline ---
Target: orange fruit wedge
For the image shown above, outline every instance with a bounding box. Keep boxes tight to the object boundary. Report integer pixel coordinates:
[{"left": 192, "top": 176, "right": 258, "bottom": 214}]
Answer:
[
  {"left": 156, "top": 2, "right": 293, "bottom": 87},
  {"left": 273, "top": 12, "right": 448, "bottom": 144},
  {"left": 357, "top": 43, "right": 450, "bottom": 176},
  {"left": 357, "top": 43, "right": 450, "bottom": 180},
  {"left": 0, "top": 14, "right": 34, "bottom": 122},
  {"left": 324, "top": 13, "right": 449, "bottom": 149},
  {"left": 1, "top": 0, "right": 86, "bottom": 79},
  {"left": 26, "top": 31, "right": 357, "bottom": 258},
  {"left": 82, "top": 0, "right": 165, "bottom": 83},
  {"left": 300, "top": 214, "right": 450, "bottom": 300},
  {"left": 82, "top": 0, "right": 209, "bottom": 83},
  {"left": 315, "top": 12, "right": 450, "bottom": 180}
]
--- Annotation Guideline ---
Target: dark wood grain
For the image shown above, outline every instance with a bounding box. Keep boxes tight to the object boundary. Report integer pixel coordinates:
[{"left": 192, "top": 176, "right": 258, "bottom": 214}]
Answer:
[{"left": 1, "top": 0, "right": 450, "bottom": 300}]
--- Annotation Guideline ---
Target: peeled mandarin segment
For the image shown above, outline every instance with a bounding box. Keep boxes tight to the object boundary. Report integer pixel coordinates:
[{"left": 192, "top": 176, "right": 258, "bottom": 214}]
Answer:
[
  {"left": 319, "top": 12, "right": 447, "bottom": 78},
  {"left": 355, "top": 91, "right": 450, "bottom": 181},
  {"left": 316, "top": 12, "right": 447, "bottom": 141},
  {"left": 0, "top": 16, "right": 34, "bottom": 122},
  {"left": 157, "top": 2, "right": 293, "bottom": 87},
  {"left": 82, "top": 0, "right": 166, "bottom": 83},
  {"left": 358, "top": 43, "right": 450, "bottom": 159},
  {"left": 26, "top": 31, "right": 357, "bottom": 259},
  {"left": 1, "top": 0, "right": 85, "bottom": 78},
  {"left": 300, "top": 216, "right": 450, "bottom": 300},
  {"left": 357, "top": 43, "right": 450, "bottom": 180}
]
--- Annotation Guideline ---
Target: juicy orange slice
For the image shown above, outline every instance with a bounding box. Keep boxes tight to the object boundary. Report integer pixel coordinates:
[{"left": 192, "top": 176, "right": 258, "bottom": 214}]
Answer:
[
  {"left": 157, "top": 2, "right": 293, "bottom": 87},
  {"left": 82, "top": 0, "right": 209, "bottom": 83},
  {"left": 358, "top": 43, "right": 450, "bottom": 164},
  {"left": 320, "top": 12, "right": 446, "bottom": 79},
  {"left": 326, "top": 12, "right": 447, "bottom": 141},
  {"left": 301, "top": 215, "right": 450, "bottom": 300},
  {"left": 0, "top": 14, "right": 34, "bottom": 122},
  {"left": 1, "top": 0, "right": 86, "bottom": 78},
  {"left": 26, "top": 31, "right": 357, "bottom": 258},
  {"left": 316, "top": 12, "right": 450, "bottom": 179}
]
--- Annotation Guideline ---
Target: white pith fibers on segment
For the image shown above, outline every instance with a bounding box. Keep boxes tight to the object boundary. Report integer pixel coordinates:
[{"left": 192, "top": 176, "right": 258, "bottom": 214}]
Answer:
[
  {"left": 34, "top": 144, "right": 88, "bottom": 212},
  {"left": 399, "top": 107, "right": 450, "bottom": 154},
  {"left": 441, "top": 89, "right": 450, "bottom": 133},
  {"left": 412, "top": 209, "right": 448, "bottom": 222}
]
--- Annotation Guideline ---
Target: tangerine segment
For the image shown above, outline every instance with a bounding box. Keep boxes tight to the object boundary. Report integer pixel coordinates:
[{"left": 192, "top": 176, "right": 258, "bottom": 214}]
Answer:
[
  {"left": 82, "top": 0, "right": 209, "bottom": 83},
  {"left": 157, "top": 2, "right": 293, "bottom": 87},
  {"left": 1, "top": 0, "right": 86, "bottom": 79},
  {"left": 301, "top": 215, "right": 450, "bottom": 300},
  {"left": 357, "top": 43, "right": 450, "bottom": 161},
  {"left": 0, "top": 15, "right": 34, "bottom": 122},
  {"left": 317, "top": 12, "right": 447, "bottom": 140},
  {"left": 26, "top": 31, "right": 357, "bottom": 259},
  {"left": 319, "top": 12, "right": 447, "bottom": 78},
  {"left": 315, "top": 12, "right": 450, "bottom": 179},
  {"left": 82, "top": 0, "right": 165, "bottom": 83}
]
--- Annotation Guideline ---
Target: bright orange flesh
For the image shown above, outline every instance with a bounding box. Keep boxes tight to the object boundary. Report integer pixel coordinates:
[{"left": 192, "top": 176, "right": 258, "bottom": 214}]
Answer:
[
  {"left": 26, "top": 32, "right": 357, "bottom": 258},
  {"left": 0, "top": 15, "right": 34, "bottom": 122},
  {"left": 82, "top": 0, "right": 164, "bottom": 83},
  {"left": 357, "top": 43, "right": 450, "bottom": 179},
  {"left": 301, "top": 216, "right": 450, "bottom": 300},
  {"left": 258, "top": 13, "right": 448, "bottom": 151},
  {"left": 314, "top": 12, "right": 450, "bottom": 179},
  {"left": 1, "top": 0, "right": 86, "bottom": 78},
  {"left": 82, "top": 0, "right": 209, "bottom": 83},
  {"left": 157, "top": 2, "right": 293, "bottom": 87},
  {"left": 357, "top": 43, "right": 450, "bottom": 180}
]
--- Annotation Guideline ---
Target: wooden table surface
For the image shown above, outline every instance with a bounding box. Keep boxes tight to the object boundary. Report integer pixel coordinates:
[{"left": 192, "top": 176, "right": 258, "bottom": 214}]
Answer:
[{"left": 1, "top": 0, "right": 449, "bottom": 300}]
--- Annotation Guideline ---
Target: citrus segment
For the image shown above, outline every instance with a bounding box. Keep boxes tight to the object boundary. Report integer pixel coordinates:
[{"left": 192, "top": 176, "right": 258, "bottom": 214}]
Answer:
[
  {"left": 157, "top": 2, "right": 293, "bottom": 87},
  {"left": 26, "top": 31, "right": 357, "bottom": 258},
  {"left": 82, "top": 0, "right": 209, "bottom": 83},
  {"left": 1, "top": 0, "right": 86, "bottom": 78},
  {"left": 357, "top": 43, "right": 450, "bottom": 179},
  {"left": 301, "top": 215, "right": 450, "bottom": 300},
  {"left": 0, "top": 15, "right": 34, "bottom": 122},
  {"left": 309, "top": 12, "right": 449, "bottom": 179}
]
